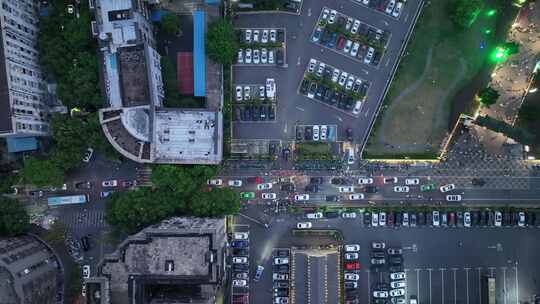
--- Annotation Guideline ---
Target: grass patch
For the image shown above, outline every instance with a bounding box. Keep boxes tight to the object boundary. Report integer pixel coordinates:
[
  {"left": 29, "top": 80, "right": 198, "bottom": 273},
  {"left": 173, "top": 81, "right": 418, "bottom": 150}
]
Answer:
[
  {"left": 365, "top": 0, "right": 514, "bottom": 156},
  {"left": 296, "top": 142, "right": 332, "bottom": 160}
]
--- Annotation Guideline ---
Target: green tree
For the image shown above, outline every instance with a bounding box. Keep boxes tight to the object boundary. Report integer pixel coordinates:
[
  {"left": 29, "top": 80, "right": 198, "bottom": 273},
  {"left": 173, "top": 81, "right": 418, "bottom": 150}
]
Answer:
[
  {"left": 161, "top": 14, "right": 181, "bottom": 35},
  {"left": 449, "top": 0, "right": 484, "bottom": 29},
  {"left": 151, "top": 165, "right": 217, "bottom": 196},
  {"left": 190, "top": 188, "right": 240, "bottom": 217},
  {"left": 206, "top": 19, "right": 239, "bottom": 65},
  {"left": 20, "top": 157, "right": 64, "bottom": 187},
  {"left": 0, "top": 197, "right": 30, "bottom": 237},
  {"left": 42, "top": 221, "right": 67, "bottom": 246},
  {"left": 478, "top": 86, "right": 500, "bottom": 107}
]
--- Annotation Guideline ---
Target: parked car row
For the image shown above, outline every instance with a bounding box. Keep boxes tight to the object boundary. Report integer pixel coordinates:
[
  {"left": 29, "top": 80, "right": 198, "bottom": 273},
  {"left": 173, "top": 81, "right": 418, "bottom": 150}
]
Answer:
[
  {"left": 272, "top": 248, "right": 291, "bottom": 304},
  {"left": 237, "top": 48, "right": 281, "bottom": 65},
  {"left": 295, "top": 124, "right": 335, "bottom": 142},
  {"left": 234, "top": 84, "right": 275, "bottom": 102},
  {"left": 370, "top": 241, "right": 407, "bottom": 303},
  {"left": 301, "top": 59, "right": 369, "bottom": 115},
  {"left": 363, "top": 209, "right": 540, "bottom": 228},
  {"left": 233, "top": 105, "right": 276, "bottom": 122},
  {"left": 353, "top": 0, "right": 405, "bottom": 18},
  {"left": 231, "top": 231, "right": 250, "bottom": 299},
  {"left": 241, "top": 28, "right": 283, "bottom": 44},
  {"left": 313, "top": 8, "right": 387, "bottom": 65},
  {"left": 343, "top": 243, "right": 361, "bottom": 302}
]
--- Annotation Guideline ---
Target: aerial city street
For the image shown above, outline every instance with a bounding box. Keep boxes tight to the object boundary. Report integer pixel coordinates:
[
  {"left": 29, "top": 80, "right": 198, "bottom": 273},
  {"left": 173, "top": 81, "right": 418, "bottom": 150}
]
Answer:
[{"left": 0, "top": 0, "right": 539, "bottom": 304}]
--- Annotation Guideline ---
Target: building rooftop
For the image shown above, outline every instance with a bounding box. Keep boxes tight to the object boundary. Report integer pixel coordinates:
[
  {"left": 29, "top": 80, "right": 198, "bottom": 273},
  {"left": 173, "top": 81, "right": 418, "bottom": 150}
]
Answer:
[{"left": 118, "top": 46, "right": 150, "bottom": 107}]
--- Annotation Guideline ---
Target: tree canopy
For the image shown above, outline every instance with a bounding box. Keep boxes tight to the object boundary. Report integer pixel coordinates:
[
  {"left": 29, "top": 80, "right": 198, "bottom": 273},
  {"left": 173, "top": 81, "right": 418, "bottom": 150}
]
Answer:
[
  {"left": 0, "top": 197, "right": 30, "bottom": 237},
  {"left": 160, "top": 14, "right": 181, "bottom": 35},
  {"left": 206, "top": 19, "right": 239, "bottom": 65},
  {"left": 106, "top": 165, "right": 239, "bottom": 234},
  {"left": 449, "top": 0, "right": 484, "bottom": 29},
  {"left": 478, "top": 86, "right": 500, "bottom": 107}
]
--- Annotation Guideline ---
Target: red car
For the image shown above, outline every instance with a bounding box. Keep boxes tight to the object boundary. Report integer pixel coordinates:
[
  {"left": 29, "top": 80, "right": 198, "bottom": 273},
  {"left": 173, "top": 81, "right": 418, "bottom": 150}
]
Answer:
[
  {"left": 344, "top": 262, "right": 360, "bottom": 270},
  {"left": 336, "top": 36, "right": 346, "bottom": 50}
]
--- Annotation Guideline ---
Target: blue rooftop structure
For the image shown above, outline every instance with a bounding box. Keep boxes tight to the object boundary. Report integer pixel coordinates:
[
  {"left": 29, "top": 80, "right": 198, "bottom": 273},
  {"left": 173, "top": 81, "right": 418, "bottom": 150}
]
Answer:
[
  {"left": 6, "top": 137, "right": 38, "bottom": 153},
  {"left": 205, "top": 0, "right": 221, "bottom": 4},
  {"left": 193, "top": 11, "right": 206, "bottom": 97}
]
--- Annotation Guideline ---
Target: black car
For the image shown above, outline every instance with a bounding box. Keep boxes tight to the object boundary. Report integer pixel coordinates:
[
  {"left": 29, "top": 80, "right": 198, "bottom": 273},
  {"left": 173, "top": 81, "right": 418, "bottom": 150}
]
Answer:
[
  {"left": 330, "top": 91, "right": 339, "bottom": 105},
  {"left": 273, "top": 281, "right": 289, "bottom": 288},
  {"left": 310, "top": 177, "right": 323, "bottom": 184},
  {"left": 234, "top": 107, "right": 241, "bottom": 121},
  {"left": 315, "top": 85, "right": 324, "bottom": 100},
  {"left": 268, "top": 106, "right": 275, "bottom": 120},
  {"left": 417, "top": 212, "right": 425, "bottom": 225},
  {"left": 233, "top": 248, "right": 248, "bottom": 256},
  {"left": 527, "top": 212, "right": 536, "bottom": 226},
  {"left": 364, "top": 186, "right": 378, "bottom": 193},
  {"left": 410, "top": 213, "right": 417, "bottom": 226},
  {"left": 371, "top": 251, "right": 385, "bottom": 258},
  {"left": 323, "top": 88, "right": 332, "bottom": 102},
  {"left": 308, "top": 82, "right": 317, "bottom": 96},
  {"left": 275, "top": 249, "right": 289, "bottom": 257},
  {"left": 233, "top": 264, "right": 249, "bottom": 272},
  {"left": 305, "top": 184, "right": 319, "bottom": 193},
  {"left": 426, "top": 212, "right": 433, "bottom": 226},
  {"left": 252, "top": 105, "right": 259, "bottom": 121},
  {"left": 259, "top": 105, "right": 267, "bottom": 120},
  {"left": 75, "top": 181, "right": 92, "bottom": 190},
  {"left": 395, "top": 212, "right": 402, "bottom": 226},
  {"left": 305, "top": 126, "right": 313, "bottom": 140},
  {"left": 331, "top": 177, "right": 347, "bottom": 185},
  {"left": 273, "top": 288, "right": 289, "bottom": 297},
  {"left": 387, "top": 212, "right": 395, "bottom": 226},
  {"left": 389, "top": 265, "right": 403, "bottom": 272},
  {"left": 296, "top": 127, "right": 303, "bottom": 140},
  {"left": 274, "top": 265, "right": 289, "bottom": 273},
  {"left": 300, "top": 79, "right": 310, "bottom": 94},
  {"left": 390, "top": 256, "right": 403, "bottom": 265},
  {"left": 364, "top": 212, "right": 371, "bottom": 226},
  {"left": 325, "top": 212, "right": 339, "bottom": 218},
  {"left": 281, "top": 183, "right": 295, "bottom": 192},
  {"left": 344, "top": 281, "right": 357, "bottom": 289},
  {"left": 325, "top": 195, "right": 339, "bottom": 202},
  {"left": 472, "top": 211, "right": 480, "bottom": 226},
  {"left": 81, "top": 236, "right": 90, "bottom": 251},
  {"left": 346, "top": 128, "right": 353, "bottom": 141},
  {"left": 457, "top": 212, "right": 464, "bottom": 227}
]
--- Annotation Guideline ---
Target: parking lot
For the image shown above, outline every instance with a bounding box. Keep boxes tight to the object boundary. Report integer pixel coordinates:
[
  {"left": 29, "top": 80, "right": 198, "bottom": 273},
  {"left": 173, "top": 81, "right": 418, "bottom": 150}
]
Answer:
[
  {"left": 232, "top": 0, "right": 424, "bottom": 151},
  {"left": 233, "top": 208, "right": 540, "bottom": 304}
]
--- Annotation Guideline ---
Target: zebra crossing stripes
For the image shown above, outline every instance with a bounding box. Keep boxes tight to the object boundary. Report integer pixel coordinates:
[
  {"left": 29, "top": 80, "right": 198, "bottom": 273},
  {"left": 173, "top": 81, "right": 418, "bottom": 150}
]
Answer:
[{"left": 59, "top": 210, "right": 107, "bottom": 229}]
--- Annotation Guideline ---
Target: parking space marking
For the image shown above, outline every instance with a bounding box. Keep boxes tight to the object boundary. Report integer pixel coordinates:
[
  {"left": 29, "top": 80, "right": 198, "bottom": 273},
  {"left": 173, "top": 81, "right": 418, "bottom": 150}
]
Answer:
[
  {"left": 514, "top": 265, "right": 519, "bottom": 304},
  {"left": 428, "top": 268, "right": 432, "bottom": 304},
  {"left": 296, "top": 106, "right": 305, "bottom": 112},
  {"left": 367, "top": 269, "right": 371, "bottom": 304},
  {"left": 489, "top": 267, "right": 496, "bottom": 277},
  {"left": 336, "top": 116, "right": 342, "bottom": 122},
  {"left": 441, "top": 268, "right": 445, "bottom": 304},
  {"left": 465, "top": 268, "right": 470, "bottom": 304},
  {"left": 477, "top": 267, "right": 482, "bottom": 304},
  {"left": 452, "top": 268, "right": 457, "bottom": 304},
  {"left": 416, "top": 269, "right": 420, "bottom": 301}
]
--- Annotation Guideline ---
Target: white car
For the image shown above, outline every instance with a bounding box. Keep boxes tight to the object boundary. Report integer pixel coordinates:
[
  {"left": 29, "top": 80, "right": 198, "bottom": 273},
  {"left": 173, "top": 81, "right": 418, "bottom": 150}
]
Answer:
[
  {"left": 306, "top": 212, "right": 323, "bottom": 219},
  {"left": 362, "top": 0, "right": 370, "bottom": 4},
  {"left": 518, "top": 211, "right": 526, "bottom": 227},
  {"left": 405, "top": 178, "right": 420, "bottom": 185},
  {"left": 344, "top": 273, "right": 360, "bottom": 281},
  {"left": 297, "top": 222, "right": 312, "bottom": 229},
  {"left": 446, "top": 194, "right": 462, "bottom": 202},
  {"left": 345, "top": 75, "right": 355, "bottom": 90},
  {"left": 262, "top": 193, "right": 277, "bottom": 200},
  {"left": 364, "top": 47, "right": 375, "bottom": 64},
  {"left": 257, "top": 183, "right": 273, "bottom": 190},
  {"left": 273, "top": 257, "right": 289, "bottom": 265},
  {"left": 344, "top": 40, "right": 353, "bottom": 53},
  {"left": 328, "top": 10, "right": 337, "bottom": 24},
  {"left": 312, "top": 125, "right": 320, "bottom": 141},
  {"left": 385, "top": 0, "right": 396, "bottom": 14},
  {"left": 228, "top": 180, "right": 242, "bottom": 187},
  {"left": 237, "top": 49, "right": 243, "bottom": 63},
  {"left": 233, "top": 279, "right": 247, "bottom": 287},
  {"left": 342, "top": 212, "right": 357, "bottom": 219},
  {"left": 373, "top": 291, "right": 389, "bottom": 298},
  {"left": 372, "top": 212, "right": 379, "bottom": 227},
  {"left": 390, "top": 272, "right": 406, "bottom": 280},
  {"left": 233, "top": 257, "right": 248, "bottom": 264},
  {"left": 349, "top": 193, "right": 364, "bottom": 200},
  {"left": 332, "top": 69, "right": 340, "bottom": 82},
  {"left": 82, "top": 148, "right": 94, "bottom": 163},
  {"left": 316, "top": 62, "right": 326, "bottom": 77},
  {"left": 102, "top": 180, "right": 118, "bottom": 187},
  {"left": 261, "top": 29, "right": 269, "bottom": 43},
  {"left": 235, "top": 86, "right": 243, "bottom": 101},
  {"left": 351, "top": 19, "right": 361, "bottom": 34},
  {"left": 464, "top": 212, "right": 471, "bottom": 227},
  {"left": 391, "top": 280, "right": 406, "bottom": 289},
  {"left": 432, "top": 211, "right": 440, "bottom": 226},
  {"left": 390, "top": 288, "right": 405, "bottom": 297},
  {"left": 100, "top": 191, "right": 114, "bottom": 198},
  {"left": 351, "top": 42, "right": 360, "bottom": 57},
  {"left": 234, "top": 232, "right": 249, "bottom": 240},
  {"left": 244, "top": 86, "right": 251, "bottom": 100},
  {"left": 494, "top": 211, "right": 502, "bottom": 227},
  {"left": 358, "top": 178, "right": 374, "bottom": 184},
  {"left": 253, "top": 49, "right": 260, "bottom": 64},
  {"left": 372, "top": 241, "right": 386, "bottom": 249},
  {"left": 321, "top": 8, "right": 330, "bottom": 20},
  {"left": 338, "top": 72, "right": 348, "bottom": 86},
  {"left": 393, "top": 2, "right": 403, "bottom": 18},
  {"left": 345, "top": 252, "right": 359, "bottom": 259},
  {"left": 352, "top": 101, "right": 363, "bottom": 115},
  {"left": 270, "top": 29, "right": 277, "bottom": 42},
  {"left": 253, "top": 30, "right": 259, "bottom": 42},
  {"left": 440, "top": 184, "right": 456, "bottom": 192},
  {"left": 295, "top": 194, "right": 310, "bottom": 201},
  {"left": 338, "top": 186, "right": 355, "bottom": 193},
  {"left": 82, "top": 265, "right": 90, "bottom": 279},
  {"left": 345, "top": 17, "right": 353, "bottom": 30},
  {"left": 245, "top": 29, "right": 252, "bottom": 43},
  {"left": 320, "top": 125, "right": 327, "bottom": 141},
  {"left": 379, "top": 212, "right": 386, "bottom": 226},
  {"left": 308, "top": 58, "right": 317, "bottom": 73},
  {"left": 268, "top": 50, "right": 275, "bottom": 64},
  {"left": 393, "top": 186, "right": 409, "bottom": 193},
  {"left": 261, "top": 48, "right": 268, "bottom": 64},
  {"left": 345, "top": 244, "right": 360, "bottom": 252},
  {"left": 245, "top": 48, "right": 252, "bottom": 63}
]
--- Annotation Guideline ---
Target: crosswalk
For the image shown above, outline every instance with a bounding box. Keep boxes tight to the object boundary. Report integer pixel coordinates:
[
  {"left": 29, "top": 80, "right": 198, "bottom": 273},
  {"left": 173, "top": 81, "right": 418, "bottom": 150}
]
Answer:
[{"left": 58, "top": 210, "right": 107, "bottom": 229}]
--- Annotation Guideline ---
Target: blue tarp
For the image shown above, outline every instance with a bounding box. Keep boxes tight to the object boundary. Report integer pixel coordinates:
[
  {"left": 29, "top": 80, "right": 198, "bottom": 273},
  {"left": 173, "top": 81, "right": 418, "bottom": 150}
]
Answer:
[
  {"left": 6, "top": 137, "right": 38, "bottom": 153},
  {"left": 193, "top": 11, "right": 206, "bottom": 97},
  {"left": 151, "top": 9, "right": 170, "bottom": 22}
]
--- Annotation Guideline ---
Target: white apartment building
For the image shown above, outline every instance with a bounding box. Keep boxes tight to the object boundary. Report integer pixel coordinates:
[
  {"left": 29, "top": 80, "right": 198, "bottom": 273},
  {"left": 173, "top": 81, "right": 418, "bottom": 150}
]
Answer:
[{"left": 0, "top": 0, "right": 50, "bottom": 138}]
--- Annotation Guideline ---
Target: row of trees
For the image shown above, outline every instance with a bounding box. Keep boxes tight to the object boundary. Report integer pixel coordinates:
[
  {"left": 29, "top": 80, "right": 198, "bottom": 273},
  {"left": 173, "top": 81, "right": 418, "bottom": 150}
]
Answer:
[
  {"left": 0, "top": 197, "right": 30, "bottom": 237},
  {"left": 105, "top": 165, "right": 240, "bottom": 233}
]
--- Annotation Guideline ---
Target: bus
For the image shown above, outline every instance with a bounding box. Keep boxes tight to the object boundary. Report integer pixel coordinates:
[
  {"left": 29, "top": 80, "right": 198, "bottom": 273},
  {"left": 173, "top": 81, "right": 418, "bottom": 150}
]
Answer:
[{"left": 47, "top": 194, "right": 88, "bottom": 206}]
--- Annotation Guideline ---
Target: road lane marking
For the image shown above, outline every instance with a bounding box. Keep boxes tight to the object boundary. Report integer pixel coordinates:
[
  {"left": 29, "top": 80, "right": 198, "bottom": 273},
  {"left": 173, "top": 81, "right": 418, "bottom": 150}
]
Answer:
[
  {"left": 441, "top": 268, "right": 445, "bottom": 304},
  {"left": 477, "top": 267, "right": 482, "bottom": 304},
  {"left": 297, "top": 56, "right": 301, "bottom": 65},
  {"left": 308, "top": 8, "right": 311, "bottom": 17},
  {"left": 296, "top": 106, "right": 305, "bottom": 111},
  {"left": 514, "top": 265, "right": 519, "bottom": 304},
  {"left": 362, "top": 69, "right": 369, "bottom": 75},
  {"left": 385, "top": 58, "right": 391, "bottom": 67},
  {"left": 465, "top": 268, "right": 470, "bottom": 304},
  {"left": 502, "top": 267, "right": 507, "bottom": 304},
  {"left": 416, "top": 269, "right": 420, "bottom": 302},
  {"left": 405, "top": 13, "right": 410, "bottom": 23},
  {"left": 453, "top": 268, "right": 457, "bottom": 304},
  {"left": 367, "top": 270, "right": 371, "bottom": 303},
  {"left": 284, "top": 122, "right": 287, "bottom": 133},
  {"left": 428, "top": 268, "right": 432, "bottom": 304},
  {"left": 336, "top": 116, "right": 343, "bottom": 122},
  {"left": 489, "top": 267, "right": 495, "bottom": 277}
]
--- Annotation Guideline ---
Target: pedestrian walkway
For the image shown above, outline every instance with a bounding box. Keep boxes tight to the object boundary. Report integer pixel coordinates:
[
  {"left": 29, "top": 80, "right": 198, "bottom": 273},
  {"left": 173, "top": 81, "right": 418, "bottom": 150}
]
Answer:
[{"left": 58, "top": 210, "right": 107, "bottom": 230}]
